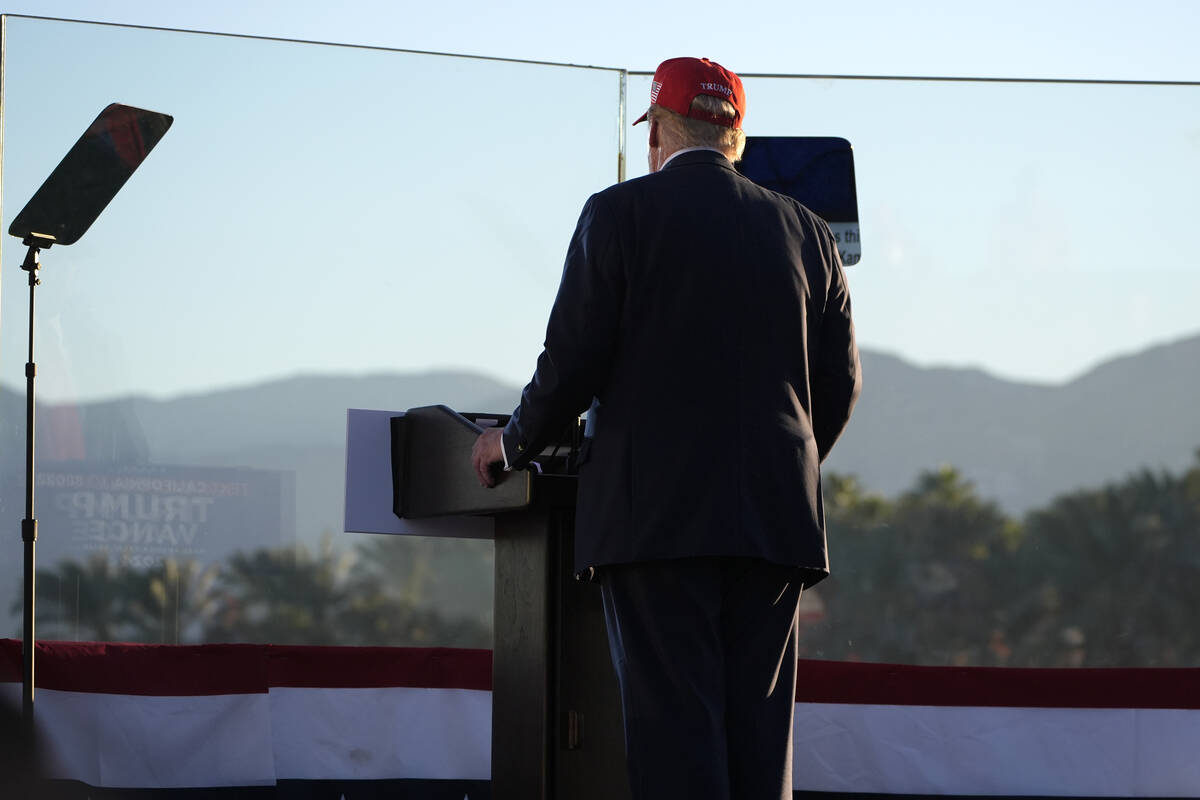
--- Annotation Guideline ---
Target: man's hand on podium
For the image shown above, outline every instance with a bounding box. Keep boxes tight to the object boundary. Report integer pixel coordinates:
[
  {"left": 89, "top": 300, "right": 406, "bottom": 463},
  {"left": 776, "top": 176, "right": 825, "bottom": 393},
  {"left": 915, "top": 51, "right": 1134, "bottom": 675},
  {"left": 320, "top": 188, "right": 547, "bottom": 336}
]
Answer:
[{"left": 472, "top": 427, "right": 505, "bottom": 488}]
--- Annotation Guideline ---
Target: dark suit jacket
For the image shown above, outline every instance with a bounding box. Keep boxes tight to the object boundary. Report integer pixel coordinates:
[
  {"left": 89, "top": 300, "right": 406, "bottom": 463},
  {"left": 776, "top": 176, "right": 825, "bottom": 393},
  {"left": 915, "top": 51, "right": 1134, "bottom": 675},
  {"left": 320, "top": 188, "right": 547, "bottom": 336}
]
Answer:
[{"left": 503, "top": 150, "right": 861, "bottom": 582}]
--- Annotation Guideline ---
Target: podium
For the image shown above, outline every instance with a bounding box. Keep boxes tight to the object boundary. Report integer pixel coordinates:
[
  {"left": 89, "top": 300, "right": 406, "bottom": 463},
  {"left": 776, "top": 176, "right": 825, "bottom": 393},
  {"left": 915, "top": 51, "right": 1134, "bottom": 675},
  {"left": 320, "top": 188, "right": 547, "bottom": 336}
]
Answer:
[{"left": 389, "top": 406, "right": 631, "bottom": 800}]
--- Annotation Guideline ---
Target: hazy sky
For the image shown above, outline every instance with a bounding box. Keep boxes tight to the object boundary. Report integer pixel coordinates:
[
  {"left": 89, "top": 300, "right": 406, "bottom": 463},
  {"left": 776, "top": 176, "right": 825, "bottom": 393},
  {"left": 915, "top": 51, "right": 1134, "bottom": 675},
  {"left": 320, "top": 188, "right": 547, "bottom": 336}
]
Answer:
[
  {"left": 2, "top": 2, "right": 1198, "bottom": 400},
  {"left": 5, "top": 0, "right": 1198, "bottom": 80}
]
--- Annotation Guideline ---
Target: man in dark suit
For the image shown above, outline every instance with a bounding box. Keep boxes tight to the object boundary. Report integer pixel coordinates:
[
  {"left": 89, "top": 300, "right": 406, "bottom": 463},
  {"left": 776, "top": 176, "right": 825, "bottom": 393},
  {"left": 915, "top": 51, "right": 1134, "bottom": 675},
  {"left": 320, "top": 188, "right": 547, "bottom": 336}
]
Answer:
[{"left": 472, "top": 57, "right": 861, "bottom": 800}]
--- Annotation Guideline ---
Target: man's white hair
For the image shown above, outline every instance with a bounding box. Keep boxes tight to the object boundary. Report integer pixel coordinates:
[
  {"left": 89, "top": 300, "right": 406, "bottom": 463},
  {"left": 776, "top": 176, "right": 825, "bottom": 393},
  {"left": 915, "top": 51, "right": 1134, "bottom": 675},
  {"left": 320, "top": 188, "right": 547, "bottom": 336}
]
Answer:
[{"left": 649, "top": 94, "right": 746, "bottom": 162}]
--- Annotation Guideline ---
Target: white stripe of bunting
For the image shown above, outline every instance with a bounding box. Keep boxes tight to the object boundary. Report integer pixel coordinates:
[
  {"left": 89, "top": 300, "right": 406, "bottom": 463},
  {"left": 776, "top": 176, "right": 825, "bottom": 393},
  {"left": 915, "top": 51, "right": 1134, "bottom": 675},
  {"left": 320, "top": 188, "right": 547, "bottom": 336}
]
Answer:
[
  {"left": 792, "top": 702, "right": 1200, "bottom": 797},
  {"left": 269, "top": 686, "right": 491, "bottom": 781},
  {"left": 6, "top": 682, "right": 1200, "bottom": 794},
  {"left": 1, "top": 685, "right": 275, "bottom": 788}
]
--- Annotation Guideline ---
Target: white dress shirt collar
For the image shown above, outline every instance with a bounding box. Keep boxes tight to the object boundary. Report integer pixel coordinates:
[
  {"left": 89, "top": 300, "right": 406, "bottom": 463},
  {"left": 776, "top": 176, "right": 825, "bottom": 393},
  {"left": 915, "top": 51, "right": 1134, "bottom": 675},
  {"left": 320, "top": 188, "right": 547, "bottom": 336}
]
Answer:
[{"left": 659, "top": 146, "right": 729, "bottom": 170}]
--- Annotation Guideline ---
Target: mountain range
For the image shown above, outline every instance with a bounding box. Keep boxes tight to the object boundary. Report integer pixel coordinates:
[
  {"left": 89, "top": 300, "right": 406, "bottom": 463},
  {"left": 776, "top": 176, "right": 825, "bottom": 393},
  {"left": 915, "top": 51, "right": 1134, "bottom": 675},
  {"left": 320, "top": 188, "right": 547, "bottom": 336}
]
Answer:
[
  {"left": 831, "top": 334, "right": 1199, "bottom": 509},
  {"left": 1, "top": 333, "right": 1197, "bottom": 550}
]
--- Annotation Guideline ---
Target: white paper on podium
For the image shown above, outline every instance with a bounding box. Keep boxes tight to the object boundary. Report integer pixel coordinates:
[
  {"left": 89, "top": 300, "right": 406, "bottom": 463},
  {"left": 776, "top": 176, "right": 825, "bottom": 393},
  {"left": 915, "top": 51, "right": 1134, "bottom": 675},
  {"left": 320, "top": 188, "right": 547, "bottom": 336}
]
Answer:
[{"left": 343, "top": 409, "right": 493, "bottom": 538}]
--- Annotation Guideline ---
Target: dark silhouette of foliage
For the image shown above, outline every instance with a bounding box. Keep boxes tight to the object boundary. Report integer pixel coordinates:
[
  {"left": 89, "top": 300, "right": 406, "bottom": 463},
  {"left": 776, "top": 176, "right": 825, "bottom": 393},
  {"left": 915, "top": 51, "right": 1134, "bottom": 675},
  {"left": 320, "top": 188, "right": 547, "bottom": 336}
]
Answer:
[
  {"left": 14, "top": 455, "right": 1200, "bottom": 665},
  {"left": 202, "top": 534, "right": 489, "bottom": 648},
  {"left": 353, "top": 533, "right": 494, "bottom": 629},
  {"left": 805, "top": 468, "right": 1020, "bottom": 665},
  {"left": 804, "top": 456, "right": 1200, "bottom": 667},
  {"left": 17, "top": 554, "right": 217, "bottom": 643},
  {"left": 1010, "top": 453, "right": 1200, "bottom": 666}
]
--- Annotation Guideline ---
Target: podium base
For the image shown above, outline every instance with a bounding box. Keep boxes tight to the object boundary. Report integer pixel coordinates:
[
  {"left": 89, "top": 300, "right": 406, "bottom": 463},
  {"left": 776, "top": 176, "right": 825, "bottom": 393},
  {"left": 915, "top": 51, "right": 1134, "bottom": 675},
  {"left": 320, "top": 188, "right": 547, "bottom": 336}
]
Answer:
[{"left": 492, "top": 477, "right": 630, "bottom": 800}]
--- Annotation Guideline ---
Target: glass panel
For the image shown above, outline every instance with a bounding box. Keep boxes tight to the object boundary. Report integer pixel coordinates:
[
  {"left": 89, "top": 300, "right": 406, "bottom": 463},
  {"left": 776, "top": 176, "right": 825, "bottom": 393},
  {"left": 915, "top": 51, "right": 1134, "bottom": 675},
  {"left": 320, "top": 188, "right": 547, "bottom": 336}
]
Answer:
[
  {"left": 626, "top": 72, "right": 1200, "bottom": 667},
  {"left": 0, "top": 17, "right": 621, "bottom": 646},
  {"left": 6, "top": 26, "right": 1197, "bottom": 667}
]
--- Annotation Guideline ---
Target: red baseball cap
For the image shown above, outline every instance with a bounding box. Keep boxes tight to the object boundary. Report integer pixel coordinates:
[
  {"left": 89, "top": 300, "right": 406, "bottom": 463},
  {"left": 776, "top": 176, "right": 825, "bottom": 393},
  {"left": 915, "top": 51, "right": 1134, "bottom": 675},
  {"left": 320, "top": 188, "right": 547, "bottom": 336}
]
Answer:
[{"left": 633, "top": 57, "right": 745, "bottom": 129}]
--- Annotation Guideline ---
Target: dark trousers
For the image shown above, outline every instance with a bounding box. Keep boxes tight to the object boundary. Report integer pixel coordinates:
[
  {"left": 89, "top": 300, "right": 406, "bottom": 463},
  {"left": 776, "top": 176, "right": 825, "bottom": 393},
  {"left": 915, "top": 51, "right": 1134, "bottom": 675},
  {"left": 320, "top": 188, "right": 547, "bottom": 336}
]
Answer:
[{"left": 599, "top": 557, "right": 805, "bottom": 800}]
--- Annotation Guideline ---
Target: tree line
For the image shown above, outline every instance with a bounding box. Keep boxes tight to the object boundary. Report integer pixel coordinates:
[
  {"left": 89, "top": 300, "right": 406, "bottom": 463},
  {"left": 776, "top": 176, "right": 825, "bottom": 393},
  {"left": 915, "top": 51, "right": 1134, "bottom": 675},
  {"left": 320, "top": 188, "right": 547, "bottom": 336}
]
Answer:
[
  {"left": 807, "top": 453, "right": 1200, "bottom": 666},
  {"left": 13, "top": 453, "right": 1200, "bottom": 667}
]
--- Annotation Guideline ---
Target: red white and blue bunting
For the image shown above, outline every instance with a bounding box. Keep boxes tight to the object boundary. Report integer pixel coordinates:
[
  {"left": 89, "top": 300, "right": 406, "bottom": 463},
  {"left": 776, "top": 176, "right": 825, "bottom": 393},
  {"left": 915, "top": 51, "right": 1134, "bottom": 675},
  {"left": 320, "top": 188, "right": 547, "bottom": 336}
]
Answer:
[{"left": 2, "top": 640, "right": 1199, "bottom": 797}]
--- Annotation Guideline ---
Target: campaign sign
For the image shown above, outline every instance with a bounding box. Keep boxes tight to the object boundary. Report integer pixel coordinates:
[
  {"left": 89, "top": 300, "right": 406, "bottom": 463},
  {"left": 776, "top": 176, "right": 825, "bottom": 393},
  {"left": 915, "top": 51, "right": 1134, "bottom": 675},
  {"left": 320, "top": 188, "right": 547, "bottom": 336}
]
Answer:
[
  {"left": 31, "top": 462, "right": 296, "bottom": 570},
  {"left": 738, "top": 136, "right": 861, "bottom": 266}
]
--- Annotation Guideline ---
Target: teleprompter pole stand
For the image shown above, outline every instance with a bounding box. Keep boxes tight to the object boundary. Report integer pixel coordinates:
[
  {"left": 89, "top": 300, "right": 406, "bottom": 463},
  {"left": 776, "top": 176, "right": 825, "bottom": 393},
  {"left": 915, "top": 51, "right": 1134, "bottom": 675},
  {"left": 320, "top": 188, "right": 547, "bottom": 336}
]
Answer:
[
  {"left": 7, "top": 104, "right": 173, "bottom": 749},
  {"left": 20, "top": 232, "right": 54, "bottom": 738}
]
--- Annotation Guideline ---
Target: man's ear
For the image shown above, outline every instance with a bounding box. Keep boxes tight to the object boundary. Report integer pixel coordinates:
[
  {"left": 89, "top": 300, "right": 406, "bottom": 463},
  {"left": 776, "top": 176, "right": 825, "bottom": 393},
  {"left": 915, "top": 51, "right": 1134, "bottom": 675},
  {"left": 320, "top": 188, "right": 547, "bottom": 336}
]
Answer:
[{"left": 647, "top": 118, "right": 659, "bottom": 148}]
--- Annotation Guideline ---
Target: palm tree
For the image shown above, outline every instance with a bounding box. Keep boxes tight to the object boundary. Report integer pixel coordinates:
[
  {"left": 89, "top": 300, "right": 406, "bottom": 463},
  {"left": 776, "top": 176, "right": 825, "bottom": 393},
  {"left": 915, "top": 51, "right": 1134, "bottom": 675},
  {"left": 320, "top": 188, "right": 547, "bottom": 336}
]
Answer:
[
  {"left": 202, "top": 534, "right": 489, "bottom": 647},
  {"left": 1013, "top": 455, "right": 1200, "bottom": 666},
  {"left": 19, "top": 554, "right": 218, "bottom": 643}
]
